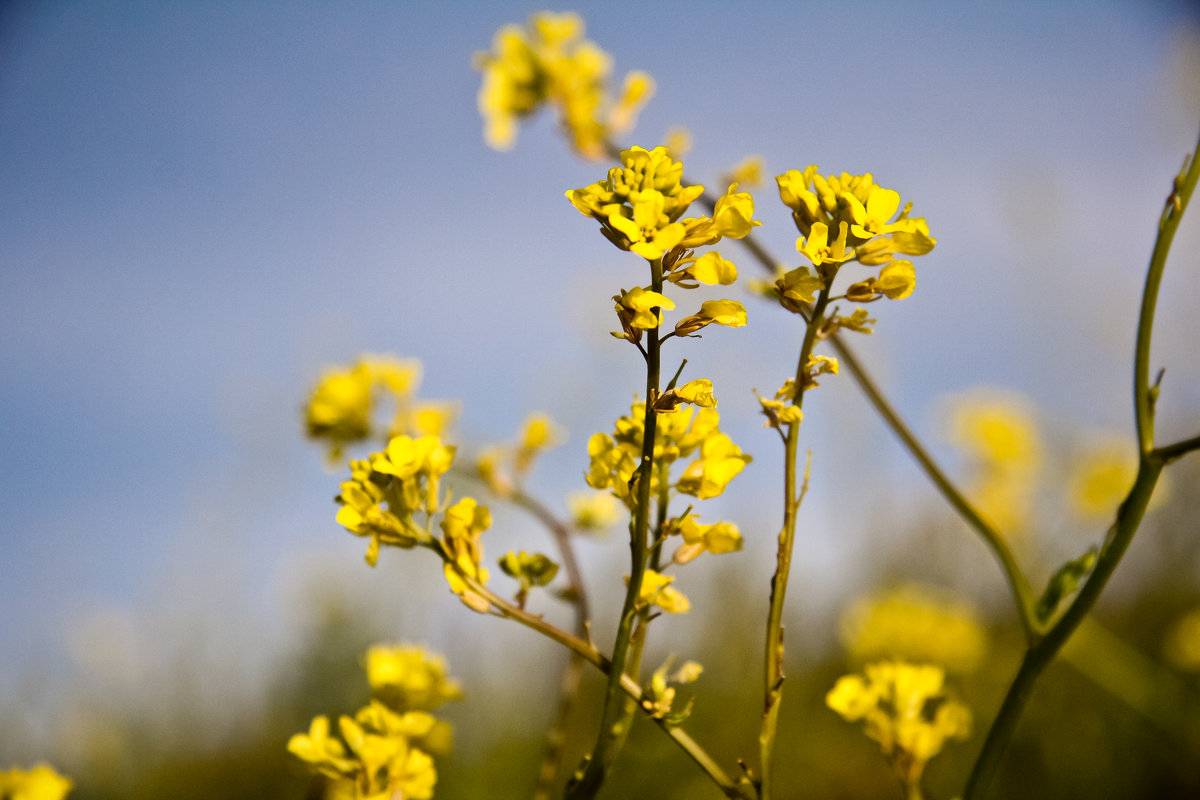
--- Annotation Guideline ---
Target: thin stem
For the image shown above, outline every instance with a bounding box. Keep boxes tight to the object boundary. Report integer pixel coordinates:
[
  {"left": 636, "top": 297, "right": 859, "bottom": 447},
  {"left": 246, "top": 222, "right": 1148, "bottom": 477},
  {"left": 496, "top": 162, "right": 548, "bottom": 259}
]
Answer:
[
  {"left": 1154, "top": 432, "right": 1200, "bottom": 463},
  {"left": 568, "top": 257, "right": 665, "bottom": 800},
  {"left": 759, "top": 286, "right": 829, "bottom": 799},
  {"left": 688, "top": 180, "right": 1040, "bottom": 639},
  {"left": 963, "top": 128, "right": 1199, "bottom": 800},
  {"left": 509, "top": 490, "right": 592, "bottom": 800},
  {"left": 458, "top": 572, "right": 750, "bottom": 798}
]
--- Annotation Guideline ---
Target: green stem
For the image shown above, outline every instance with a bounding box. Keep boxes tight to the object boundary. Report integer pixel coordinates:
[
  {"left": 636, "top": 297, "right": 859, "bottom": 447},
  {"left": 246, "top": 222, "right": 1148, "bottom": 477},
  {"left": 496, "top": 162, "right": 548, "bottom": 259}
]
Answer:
[
  {"left": 458, "top": 571, "right": 750, "bottom": 798},
  {"left": 689, "top": 177, "right": 1039, "bottom": 641},
  {"left": 962, "top": 128, "right": 1199, "bottom": 800},
  {"left": 508, "top": 490, "right": 592, "bottom": 800},
  {"left": 758, "top": 286, "right": 830, "bottom": 799},
  {"left": 568, "top": 257, "right": 665, "bottom": 800}
]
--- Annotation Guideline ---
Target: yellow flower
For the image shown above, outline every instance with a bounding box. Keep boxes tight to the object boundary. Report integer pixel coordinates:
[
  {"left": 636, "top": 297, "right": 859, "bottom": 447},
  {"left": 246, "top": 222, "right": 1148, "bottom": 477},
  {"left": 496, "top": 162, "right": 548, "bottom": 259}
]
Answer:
[
  {"left": 670, "top": 515, "right": 743, "bottom": 563},
  {"left": 0, "top": 765, "right": 74, "bottom": 800},
  {"left": 633, "top": 569, "right": 691, "bottom": 613},
  {"left": 673, "top": 299, "right": 747, "bottom": 337},
  {"left": 827, "top": 661, "right": 971, "bottom": 788},
  {"left": 475, "top": 13, "right": 649, "bottom": 158},
  {"left": 944, "top": 390, "right": 1042, "bottom": 535},
  {"left": 797, "top": 221, "right": 853, "bottom": 268},
  {"left": 440, "top": 497, "right": 493, "bottom": 612},
  {"left": 305, "top": 356, "right": 424, "bottom": 460},
  {"left": 287, "top": 716, "right": 357, "bottom": 779},
  {"left": 1067, "top": 434, "right": 1168, "bottom": 521},
  {"left": 568, "top": 146, "right": 704, "bottom": 258},
  {"left": 365, "top": 644, "right": 463, "bottom": 713},
  {"left": 514, "top": 412, "right": 563, "bottom": 474},
  {"left": 677, "top": 431, "right": 752, "bottom": 499},
  {"left": 723, "top": 155, "right": 764, "bottom": 188},
  {"left": 675, "top": 251, "right": 738, "bottom": 286},
  {"left": 1164, "top": 607, "right": 1200, "bottom": 671},
  {"left": 839, "top": 584, "right": 987, "bottom": 673},
  {"left": 567, "top": 490, "right": 623, "bottom": 531},
  {"left": 775, "top": 265, "right": 825, "bottom": 312},
  {"left": 614, "top": 286, "right": 676, "bottom": 333},
  {"left": 875, "top": 260, "right": 916, "bottom": 299}
]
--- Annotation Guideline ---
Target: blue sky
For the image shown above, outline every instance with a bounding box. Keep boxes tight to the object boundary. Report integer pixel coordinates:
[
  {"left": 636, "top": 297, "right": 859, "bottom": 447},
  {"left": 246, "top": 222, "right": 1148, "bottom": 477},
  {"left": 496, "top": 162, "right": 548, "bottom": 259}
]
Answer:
[{"left": 1, "top": 0, "right": 1198, "bottom": 754}]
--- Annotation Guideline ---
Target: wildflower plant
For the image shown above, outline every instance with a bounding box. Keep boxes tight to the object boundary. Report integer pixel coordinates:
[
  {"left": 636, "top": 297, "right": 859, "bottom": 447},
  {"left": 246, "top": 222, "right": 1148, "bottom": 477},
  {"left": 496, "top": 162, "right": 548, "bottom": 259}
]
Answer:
[{"left": 283, "top": 10, "right": 1200, "bottom": 800}]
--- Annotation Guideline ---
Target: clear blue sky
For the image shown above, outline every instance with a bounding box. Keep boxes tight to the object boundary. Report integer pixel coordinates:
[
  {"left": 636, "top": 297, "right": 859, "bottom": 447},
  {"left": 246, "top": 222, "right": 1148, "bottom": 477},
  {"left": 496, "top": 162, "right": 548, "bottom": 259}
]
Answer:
[{"left": 1, "top": 0, "right": 1198, "bottom": 754}]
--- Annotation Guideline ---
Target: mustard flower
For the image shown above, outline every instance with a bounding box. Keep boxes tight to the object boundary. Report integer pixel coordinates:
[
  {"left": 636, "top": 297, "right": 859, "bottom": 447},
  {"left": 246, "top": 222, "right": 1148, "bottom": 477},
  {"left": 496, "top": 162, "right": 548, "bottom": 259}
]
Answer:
[
  {"left": 827, "top": 661, "right": 971, "bottom": 789},
  {"left": 612, "top": 286, "right": 675, "bottom": 341},
  {"left": 676, "top": 431, "right": 752, "bottom": 499},
  {"left": 775, "top": 266, "right": 824, "bottom": 313},
  {"left": 568, "top": 146, "right": 704, "bottom": 259},
  {"left": 670, "top": 514, "right": 743, "bottom": 564},
  {"left": 440, "top": 497, "right": 493, "bottom": 613},
  {"left": 567, "top": 490, "right": 623, "bottom": 531},
  {"left": 0, "top": 765, "right": 73, "bottom": 800},
  {"left": 475, "top": 13, "right": 650, "bottom": 158},
  {"left": 305, "top": 356, "right": 424, "bottom": 460},
  {"left": 632, "top": 569, "right": 691, "bottom": 613},
  {"left": 839, "top": 584, "right": 987, "bottom": 673},
  {"left": 365, "top": 644, "right": 463, "bottom": 713},
  {"left": 673, "top": 299, "right": 748, "bottom": 337},
  {"left": 653, "top": 378, "right": 717, "bottom": 413}
]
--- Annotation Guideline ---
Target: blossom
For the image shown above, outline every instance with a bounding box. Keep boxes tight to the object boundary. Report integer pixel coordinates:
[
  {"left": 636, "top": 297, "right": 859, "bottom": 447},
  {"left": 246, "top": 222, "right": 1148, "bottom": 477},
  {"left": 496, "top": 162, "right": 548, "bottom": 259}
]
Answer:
[
  {"left": 365, "top": 644, "right": 463, "bottom": 713},
  {"left": 839, "top": 584, "right": 987, "bottom": 673},
  {"left": 567, "top": 490, "right": 623, "bottom": 531},
  {"left": 673, "top": 299, "right": 747, "bottom": 337},
  {"left": 439, "top": 497, "right": 493, "bottom": 613},
  {"left": 0, "top": 765, "right": 73, "bottom": 800},
  {"left": 670, "top": 514, "right": 743, "bottom": 564},
  {"left": 568, "top": 146, "right": 704, "bottom": 259},
  {"left": 676, "top": 431, "right": 752, "bottom": 499},
  {"left": 474, "top": 13, "right": 651, "bottom": 158},
  {"left": 632, "top": 569, "right": 691, "bottom": 613},
  {"left": 305, "top": 356, "right": 424, "bottom": 460},
  {"left": 827, "top": 661, "right": 971, "bottom": 788}
]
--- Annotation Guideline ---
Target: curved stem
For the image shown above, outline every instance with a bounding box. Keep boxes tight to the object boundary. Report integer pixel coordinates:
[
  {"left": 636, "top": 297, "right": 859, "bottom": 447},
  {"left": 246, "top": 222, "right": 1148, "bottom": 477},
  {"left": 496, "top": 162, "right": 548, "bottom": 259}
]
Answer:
[
  {"left": 963, "top": 128, "right": 1199, "bottom": 800},
  {"left": 457, "top": 573, "right": 751, "bottom": 798},
  {"left": 509, "top": 490, "right": 593, "bottom": 800}
]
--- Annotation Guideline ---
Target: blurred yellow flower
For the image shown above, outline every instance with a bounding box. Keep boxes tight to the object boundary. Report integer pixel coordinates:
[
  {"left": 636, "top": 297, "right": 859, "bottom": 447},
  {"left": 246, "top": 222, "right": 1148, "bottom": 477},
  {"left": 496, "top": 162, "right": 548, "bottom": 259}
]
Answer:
[
  {"left": 474, "top": 12, "right": 651, "bottom": 158},
  {"left": 567, "top": 490, "right": 623, "bottom": 531},
  {"left": 827, "top": 660, "right": 971, "bottom": 788},
  {"left": 365, "top": 644, "right": 463, "bottom": 713},
  {"left": 0, "top": 765, "right": 73, "bottom": 800},
  {"left": 839, "top": 584, "right": 987, "bottom": 673},
  {"left": 1163, "top": 606, "right": 1200, "bottom": 671}
]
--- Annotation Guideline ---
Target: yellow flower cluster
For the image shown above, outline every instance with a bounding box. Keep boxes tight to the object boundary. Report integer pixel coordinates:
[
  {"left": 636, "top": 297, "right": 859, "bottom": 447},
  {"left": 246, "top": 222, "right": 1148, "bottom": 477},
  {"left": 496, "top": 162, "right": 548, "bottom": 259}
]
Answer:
[
  {"left": 839, "top": 584, "right": 987, "bottom": 673},
  {"left": 289, "top": 644, "right": 460, "bottom": 800},
  {"left": 474, "top": 11, "right": 652, "bottom": 158},
  {"left": 826, "top": 661, "right": 971, "bottom": 789},
  {"left": 305, "top": 356, "right": 454, "bottom": 462},
  {"left": 585, "top": 404, "right": 750, "bottom": 507},
  {"left": 0, "top": 765, "right": 72, "bottom": 800},
  {"left": 336, "top": 434, "right": 456, "bottom": 566},
  {"left": 774, "top": 167, "right": 935, "bottom": 311}
]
